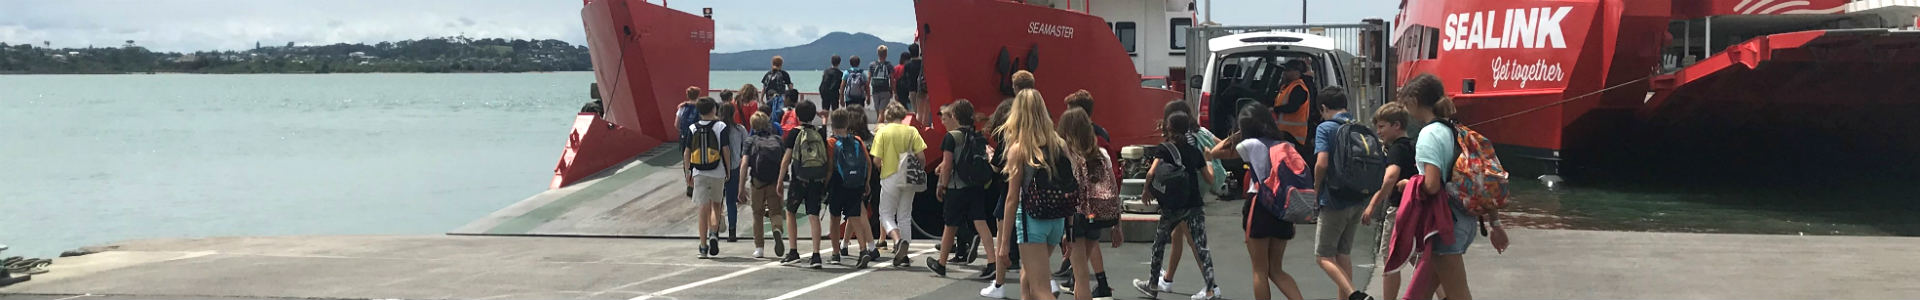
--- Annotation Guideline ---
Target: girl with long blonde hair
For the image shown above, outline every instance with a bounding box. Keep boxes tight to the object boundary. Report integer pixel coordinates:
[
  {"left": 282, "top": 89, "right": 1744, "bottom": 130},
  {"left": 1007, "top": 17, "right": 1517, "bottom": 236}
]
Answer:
[{"left": 995, "top": 89, "right": 1070, "bottom": 300}]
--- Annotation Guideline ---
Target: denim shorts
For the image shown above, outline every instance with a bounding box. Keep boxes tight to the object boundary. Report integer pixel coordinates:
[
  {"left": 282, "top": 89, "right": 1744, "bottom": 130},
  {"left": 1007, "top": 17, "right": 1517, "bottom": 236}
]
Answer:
[
  {"left": 1433, "top": 201, "right": 1479, "bottom": 255},
  {"left": 1014, "top": 208, "right": 1066, "bottom": 245}
]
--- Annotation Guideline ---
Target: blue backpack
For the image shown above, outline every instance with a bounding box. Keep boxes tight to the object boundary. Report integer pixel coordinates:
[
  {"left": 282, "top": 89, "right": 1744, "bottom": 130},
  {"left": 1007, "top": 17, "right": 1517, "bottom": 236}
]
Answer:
[{"left": 833, "top": 135, "right": 869, "bottom": 189}]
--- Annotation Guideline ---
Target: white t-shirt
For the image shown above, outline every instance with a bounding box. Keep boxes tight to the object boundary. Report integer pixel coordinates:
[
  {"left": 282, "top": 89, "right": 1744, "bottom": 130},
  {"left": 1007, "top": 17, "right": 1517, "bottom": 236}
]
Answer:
[
  {"left": 688, "top": 120, "right": 733, "bottom": 179},
  {"left": 1234, "top": 139, "right": 1272, "bottom": 193}
]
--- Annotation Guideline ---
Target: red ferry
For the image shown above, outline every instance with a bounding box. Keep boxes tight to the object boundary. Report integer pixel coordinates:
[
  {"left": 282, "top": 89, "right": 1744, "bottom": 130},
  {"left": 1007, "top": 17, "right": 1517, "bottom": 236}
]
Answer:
[{"left": 1393, "top": 0, "right": 1920, "bottom": 179}]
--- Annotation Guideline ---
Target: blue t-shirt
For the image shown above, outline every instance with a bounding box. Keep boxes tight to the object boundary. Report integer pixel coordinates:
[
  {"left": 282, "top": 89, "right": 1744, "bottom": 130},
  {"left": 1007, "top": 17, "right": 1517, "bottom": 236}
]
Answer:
[
  {"left": 1314, "top": 111, "right": 1360, "bottom": 208},
  {"left": 1415, "top": 122, "right": 1457, "bottom": 182},
  {"left": 1313, "top": 111, "right": 1355, "bottom": 154}
]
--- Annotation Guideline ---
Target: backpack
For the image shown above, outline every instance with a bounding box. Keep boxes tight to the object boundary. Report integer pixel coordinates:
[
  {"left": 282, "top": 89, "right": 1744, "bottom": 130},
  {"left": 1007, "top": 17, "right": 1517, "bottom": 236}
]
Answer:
[
  {"left": 1324, "top": 119, "right": 1389, "bottom": 201},
  {"left": 675, "top": 105, "right": 700, "bottom": 143},
  {"left": 869, "top": 61, "right": 894, "bottom": 91},
  {"left": 1078, "top": 149, "right": 1121, "bottom": 222},
  {"left": 844, "top": 68, "right": 869, "bottom": 98},
  {"left": 746, "top": 132, "right": 786, "bottom": 183},
  {"left": 1441, "top": 120, "right": 1511, "bottom": 217},
  {"left": 1149, "top": 142, "right": 1197, "bottom": 208},
  {"left": 1252, "top": 139, "right": 1319, "bottom": 223},
  {"left": 790, "top": 125, "right": 831, "bottom": 183},
  {"left": 949, "top": 129, "right": 994, "bottom": 188},
  {"left": 1019, "top": 148, "right": 1079, "bottom": 219},
  {"left": 833, "top": 135, "right": 870, "bottom": 189},
  {"left": 686, "top": 121, "right": 726, "bottom": 171}
]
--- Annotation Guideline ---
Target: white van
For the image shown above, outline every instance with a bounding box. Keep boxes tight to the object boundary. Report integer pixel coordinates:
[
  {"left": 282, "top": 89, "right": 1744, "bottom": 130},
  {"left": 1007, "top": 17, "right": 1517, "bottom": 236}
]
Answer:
[{"left": 1190, "top": 31, "right": 1351, "bottom": 135}]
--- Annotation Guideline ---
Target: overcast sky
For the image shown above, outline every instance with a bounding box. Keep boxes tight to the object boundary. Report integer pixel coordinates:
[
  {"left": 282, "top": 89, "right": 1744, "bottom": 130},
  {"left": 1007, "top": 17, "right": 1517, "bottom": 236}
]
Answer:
[{"left": 0, "top": 0, "right": 1397, "bottom": 53}]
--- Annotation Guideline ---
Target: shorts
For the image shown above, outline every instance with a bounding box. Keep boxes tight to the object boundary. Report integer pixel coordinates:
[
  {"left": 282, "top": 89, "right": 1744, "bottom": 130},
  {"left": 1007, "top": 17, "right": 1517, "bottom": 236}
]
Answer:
[
  {"left": 1067, "top": 217, "right": 1117, "bottom": 241},
  {"left": 942, "top": 187, "right": 994, "bottom": 227},
  {"left": 872, "top": 91, "right": 894, "bottom": 107},
  {"left": 785, "top": 181, "right": 825, "bottom": 216},
  {"left": 1013, "top": 208, "right": 1066, "bottom": 245},
  {"left": 845, "top": 94, "right": 868, "bottom": 107},
  {"left": 691, "top": 175, "right": 726, "bottom": 205},
  {"left": 1243, "top": 195, "right": 1296, "bottom": 239},
  {"left": 829, "top": 184, "right": 865, "bottom": 217},
  {"left": 1315, "top": 204, "right": 1366, "bottom": 257},
  {"left": 989, "top": 181, "right": 1009, "bottom": 219},
  {"left": 1433, "top": 201, "right": 1480, "bottom": 255}
]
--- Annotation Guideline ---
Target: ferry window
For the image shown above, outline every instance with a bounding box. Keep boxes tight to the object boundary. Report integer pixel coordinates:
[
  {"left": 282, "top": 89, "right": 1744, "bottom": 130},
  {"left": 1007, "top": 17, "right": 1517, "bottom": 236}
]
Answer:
[
  {"left": 1171, "top": 18, "right": 1193, "bottom": 50},
  {"left": 1424, "top": 27, "right": 1439, "bottom": 59},
  {"left": 1115, "top": 22, "right": 1138, "bottom": 53}
]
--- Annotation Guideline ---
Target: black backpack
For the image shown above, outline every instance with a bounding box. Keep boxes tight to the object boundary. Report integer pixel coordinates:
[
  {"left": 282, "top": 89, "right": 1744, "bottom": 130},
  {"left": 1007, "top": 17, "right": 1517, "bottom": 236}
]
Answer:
[
  {"left": 1149, "top": 142, "right": 1197, "bottom": 208},
  {"left": 949, "top": 129, "right": 993, "bottom": 188},
  {"left": 687, "top": 121, "right": 726, "bottom": 171},
  {"left": 1324, "top": 119, "right": 1389, "bottom": 201},
  {"left": 869, "top": 61, "right": 893, "bottom": 91},
  {"left": 746, "top": 132, "right": 785, "bottom": 183},
  {"left": 1020, "top": 148, "right": 1079, "bottom": 220}
]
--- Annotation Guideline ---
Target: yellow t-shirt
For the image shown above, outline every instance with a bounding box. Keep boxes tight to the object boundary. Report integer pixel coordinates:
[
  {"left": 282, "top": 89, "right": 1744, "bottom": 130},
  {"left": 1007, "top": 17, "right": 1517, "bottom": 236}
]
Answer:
[{"left": 870, "top": 123, "right": 927, "bottom": 178}]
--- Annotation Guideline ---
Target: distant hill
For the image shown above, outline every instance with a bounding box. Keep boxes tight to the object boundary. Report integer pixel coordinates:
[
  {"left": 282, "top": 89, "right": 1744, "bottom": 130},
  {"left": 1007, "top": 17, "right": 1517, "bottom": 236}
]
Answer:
[{"left": 711, "top": 32, "right": 909, "bottom": 71}]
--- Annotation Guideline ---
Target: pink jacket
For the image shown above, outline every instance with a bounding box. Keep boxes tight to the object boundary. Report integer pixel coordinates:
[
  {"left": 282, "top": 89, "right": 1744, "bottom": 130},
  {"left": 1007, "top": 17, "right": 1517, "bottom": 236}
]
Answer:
[{"left": 1382, "top": 175, "right": 1455, "bottom": 274}]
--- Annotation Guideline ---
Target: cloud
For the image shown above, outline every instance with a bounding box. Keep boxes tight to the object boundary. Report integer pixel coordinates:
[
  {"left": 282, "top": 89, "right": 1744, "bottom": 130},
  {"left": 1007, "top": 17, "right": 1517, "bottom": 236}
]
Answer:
[{"left": 0, "top": 0, "right": 1387, "bottom": 53}]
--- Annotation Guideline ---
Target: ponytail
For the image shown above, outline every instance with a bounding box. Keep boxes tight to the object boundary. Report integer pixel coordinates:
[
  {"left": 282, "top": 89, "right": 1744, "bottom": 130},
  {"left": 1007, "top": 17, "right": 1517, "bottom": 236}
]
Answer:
[{"left": 1434, "top": 96, "right": 1458, "bottom": 119}]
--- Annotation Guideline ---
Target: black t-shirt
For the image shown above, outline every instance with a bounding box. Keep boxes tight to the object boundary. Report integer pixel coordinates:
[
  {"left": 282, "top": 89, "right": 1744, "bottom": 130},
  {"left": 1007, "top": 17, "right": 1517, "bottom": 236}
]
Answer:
[
  {"left": 762, "top": 69, "right": 793, "bottom": 96},
  {"left": 820, "top": 68, "right": 843, "bottom": 98},
  {"left": 1154, "top": 141, "right": 1207, "bottom": 209},
  {"left": 940, "top": 127, "right": 974, "bottom": 153},
  {"left": 1386, "top": 137, "right": 1416, "bottom": 203},
  {"left": 900, "top": 58, "right": 923, "bottom": 94}
]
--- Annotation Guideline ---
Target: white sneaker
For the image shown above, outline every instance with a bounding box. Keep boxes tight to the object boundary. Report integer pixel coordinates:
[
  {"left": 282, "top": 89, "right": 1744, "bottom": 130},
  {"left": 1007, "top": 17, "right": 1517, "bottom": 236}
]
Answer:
[
  {"left": 1189, "top": 286, "right": 1221, "bottom": 300},
  {"left": 1051, "top": 279, "right": 1062, "bottom": 294},
  {"left": 1159, "top": 278, "right": 1174, "bottom": 292},
  {"left": 980, "top": 283, "right": 1007, "bottom": 299},
  {"left": 753, "top": 248, "right": 765, "bottom": 258}
]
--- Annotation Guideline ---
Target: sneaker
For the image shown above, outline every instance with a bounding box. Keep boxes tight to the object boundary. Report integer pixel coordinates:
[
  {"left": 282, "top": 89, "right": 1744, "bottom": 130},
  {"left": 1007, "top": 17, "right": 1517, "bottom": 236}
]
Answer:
[
  {"left": 698, "top": 241, "right": 712, "bottom": 259},
  {"left": 772, "top": 230, "right": 786, "bottom": 254},
  {"left": 1050, "top": 279, "right": 1062, "bottom": 295},
  {"left": 830, "top": 252, "right": 844, "bottom": 265},
  {"left": 1060, "top": 279, "right": 1075, "bottom": 294},
  {"left": 839, "top": 246, "right": 850, "bottom": 258},
  {"left": 707, "top": 234, "right": 720, "bottom": 256},
  {"left": 892, "top": 241, "right": 911, "bottom": 267},
  {"left": 753, "top": 248, "right": 765, "bottom": 259},
  {"left": 1131, "top": 279, "right": 1160, "bottom": 299},
  {"left": 780, "top": 249, "right": 801, "bottom": 264},
  {"left": 878, "top": 240, "right": 890, "bottom": 253},
  {"left": 728, "top": 228, "right": 738, "bottom": 243},
  {"left": 1158, "top": 278, "right": 1174, "bottom": 293},
  {"left": 852, "top": 250, "right": 873, "bottom": 269},
  {"left": 1091, "top": 284, "right": 1115, "bottom": 300},
  {"left": 1189, "top": 287, "right": 1221, "bottom": 300},
  {"left": 1347, "top": 291, "right": 1376, "bottom": 300},
  {"left": 809, "top": 253, "right": 823, "bottom": 269},
  {"left": 926, "top": 257, "right": 948, "bottom": 277},
  {"left": 971, "top": 263, "right": 998, "bottom": 281},
  {"left": 1052, "top": 260, "right": 1073, "bottom": 278},
  {"left": 980, "top": 283, "right": 1007, "bottom": 299}
]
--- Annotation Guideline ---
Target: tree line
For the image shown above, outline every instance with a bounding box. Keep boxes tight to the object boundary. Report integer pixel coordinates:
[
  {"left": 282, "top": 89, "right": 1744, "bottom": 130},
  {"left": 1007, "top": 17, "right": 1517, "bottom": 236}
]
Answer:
[{"left": 0, "top": 37, "right": 593, "bottom": 74}]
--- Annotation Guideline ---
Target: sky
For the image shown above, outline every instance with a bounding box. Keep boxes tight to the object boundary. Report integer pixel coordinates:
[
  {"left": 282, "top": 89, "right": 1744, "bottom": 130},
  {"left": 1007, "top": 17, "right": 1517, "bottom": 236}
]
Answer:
[{"left": 0, "top": 0, "right": 1398, "bottom": 53}]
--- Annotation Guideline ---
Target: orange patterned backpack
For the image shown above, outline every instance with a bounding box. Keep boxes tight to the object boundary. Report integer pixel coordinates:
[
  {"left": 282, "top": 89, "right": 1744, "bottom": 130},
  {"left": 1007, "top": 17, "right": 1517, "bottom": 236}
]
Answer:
[{"left": 1442, "top": 120, "right": 1511, "bottom": 217}]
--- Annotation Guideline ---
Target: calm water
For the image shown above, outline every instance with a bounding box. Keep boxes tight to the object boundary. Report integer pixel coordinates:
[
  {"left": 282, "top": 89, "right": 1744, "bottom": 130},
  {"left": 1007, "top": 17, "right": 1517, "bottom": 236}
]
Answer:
[{"left": 1, "top": 71, "right": 1911, "bottom": 258}]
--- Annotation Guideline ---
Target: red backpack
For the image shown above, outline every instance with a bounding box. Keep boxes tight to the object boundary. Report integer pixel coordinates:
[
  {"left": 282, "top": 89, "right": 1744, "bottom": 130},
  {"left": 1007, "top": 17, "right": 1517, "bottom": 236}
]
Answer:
[{"left": 1250, "top": 139, "right": 1318, "bottom": 224}]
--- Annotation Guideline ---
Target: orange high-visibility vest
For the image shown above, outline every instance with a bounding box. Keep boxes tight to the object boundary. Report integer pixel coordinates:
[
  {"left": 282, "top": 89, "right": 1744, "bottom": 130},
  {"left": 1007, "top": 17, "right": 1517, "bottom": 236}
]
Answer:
[{"left": 1273, "top": 80, "right": 1312, "bottom": 138}]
